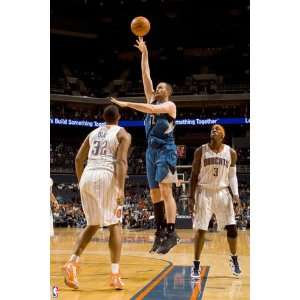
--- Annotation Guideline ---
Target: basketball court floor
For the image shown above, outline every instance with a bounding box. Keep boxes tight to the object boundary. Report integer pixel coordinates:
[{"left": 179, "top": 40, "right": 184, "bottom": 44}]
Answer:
[{"left": 50, "top": 228, "right": 249, "bottom": 299}]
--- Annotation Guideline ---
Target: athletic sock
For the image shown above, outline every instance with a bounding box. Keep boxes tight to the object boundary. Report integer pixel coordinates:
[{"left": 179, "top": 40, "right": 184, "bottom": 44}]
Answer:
[
  {"left": 69, "top": 254, "right": 80, "bottom": 263},
  {"left": 111, "top": 263, "right": 119, "bottom": 274},
  {"left": 167, "top": 223, "right": 175, "bottom": 233},
  {"left": 153, "top": 201, "right": 166, "bottom": 232},
  {"left": 193, "top": 260, "right": 200, "bottom": 270}
]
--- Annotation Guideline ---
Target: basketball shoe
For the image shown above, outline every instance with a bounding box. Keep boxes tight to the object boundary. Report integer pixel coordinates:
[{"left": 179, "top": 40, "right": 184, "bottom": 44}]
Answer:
[
  {"left": 110, "top": 273, "right": 125, "bottom": 290},
  {"left": 62, "top": 261, "right": 80, "bottom": 289},
  {"left": 191, "top": 260, "right": 201, "bottom": 280},
  {"left": 229, "top": 255, "right": 242, "bottom": 277},
  {"left": 149, "top": 230, "right": 165, "bottom": 253},
  {"left": 156, "top": 231, "right": 180, "bottom": 254},
  {"left": 191, "top": 267, "right": 201, "bottom": 280}
]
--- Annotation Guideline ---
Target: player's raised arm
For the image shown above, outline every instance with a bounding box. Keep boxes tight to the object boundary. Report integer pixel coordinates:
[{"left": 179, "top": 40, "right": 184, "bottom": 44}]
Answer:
[
  {"left": 110, "top": 97, "right": 176, "bottom": 118},
  {"left": 75, "top": 135, "right": 90, "bottom": 183},
  {"left": 188, "top": 146, "right": 202, "bottom": 214},
  {"left": 115, "top": 128, "right": 132, "bottom": 204},
  {"left": 134, "top": 37, "right": 154, "bottom": 103}
]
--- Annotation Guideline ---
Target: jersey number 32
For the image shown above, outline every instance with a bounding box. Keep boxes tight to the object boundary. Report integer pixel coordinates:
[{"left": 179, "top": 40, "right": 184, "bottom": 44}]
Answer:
[{"left": 91, "top": 140, "right": 107, "bottom": 156}]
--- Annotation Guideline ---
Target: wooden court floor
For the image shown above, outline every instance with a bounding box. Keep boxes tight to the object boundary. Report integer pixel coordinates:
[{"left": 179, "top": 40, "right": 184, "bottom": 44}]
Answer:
[{"left": 51, "top": 228, "right": 249, "bottom": 300}]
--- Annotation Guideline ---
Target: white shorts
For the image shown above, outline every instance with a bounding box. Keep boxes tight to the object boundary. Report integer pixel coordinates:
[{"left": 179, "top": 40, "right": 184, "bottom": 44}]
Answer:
[
  {"left": 79, "top": 169, "right": 122, "bottom": 227},
  {"left": 193, "top": 187, "right": 236, "bottom": 231},
  {"left": 161, "top": 170, "right": 178, "bottom": 184}
]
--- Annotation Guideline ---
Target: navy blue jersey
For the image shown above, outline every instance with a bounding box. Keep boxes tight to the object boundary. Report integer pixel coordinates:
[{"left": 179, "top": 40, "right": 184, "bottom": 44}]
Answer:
[
  {"left": 144, "top": 100, "right": 175, "bottom": 145},
  {"left": 144, "top": 100, "right": 177, "bottom": 188}
]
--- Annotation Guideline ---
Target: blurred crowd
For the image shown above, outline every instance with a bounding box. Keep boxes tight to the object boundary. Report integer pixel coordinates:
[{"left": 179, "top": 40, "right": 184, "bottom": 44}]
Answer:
[
  {"left": 51, "top": 181, "right": 156, "bottom": 230},
  {"left": 50, "top": 143, "right": 76, "bottom": 173},
  {"left": 122, "top": 187, "right": 154, "bottom": 229},
  {"left": 51, "top": 179, "right": 250, "bottom": 230},
  {"left": 50, "top": 143, "right": 148, "bottom": 174},
  {"left": 51, "top": 142, "right": 249, "bottom": 174},
  {"left": 52, "top": 203, "right": 86, "bottom": 228},
  {"left": 51, "top": 102, "right": 249, "bottom": 121},
  {"left": 51, "top": 62, "right": 249, "bottom": 98},
  {"left": 51, "top": 103, "right": 145, "bottom": 121}
]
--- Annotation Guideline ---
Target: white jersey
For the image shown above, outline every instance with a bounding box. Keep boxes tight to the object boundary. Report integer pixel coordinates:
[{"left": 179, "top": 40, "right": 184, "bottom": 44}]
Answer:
[
  {"left": 80, "top": 124, "right": 123, "bottom": 227},
  {"left": 197, "top": 143, "right": 232, "bottom": 190},
  {"left": 85, "top": 125, "right": 122, "bottom": 173}
]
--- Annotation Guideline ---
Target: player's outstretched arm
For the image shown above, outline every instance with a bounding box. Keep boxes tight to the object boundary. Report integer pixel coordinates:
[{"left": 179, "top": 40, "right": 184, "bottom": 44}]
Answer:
[
  {"left": 134, "top": 37, "right": 154, "bottom": 103},
  {"left": 188, "top": 146, "right": 202, "bottom": 215},
  {"left": 110, "top": 97, "right": 176, "bottom": 117},
  {"left": 75, "top": 135, "right": 90, "bottom": 183},
  {"left": 116, "top": 129, "right": 132, "bottom": 205}
]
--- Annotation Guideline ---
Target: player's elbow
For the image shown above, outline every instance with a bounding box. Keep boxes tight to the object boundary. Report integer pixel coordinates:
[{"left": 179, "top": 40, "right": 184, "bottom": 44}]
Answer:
[
  {"left": 148, "top": 105, "right": 156, "bottom": 113},
  {"left": 228, "top": 166, "right": 237, "bottom": 179}
]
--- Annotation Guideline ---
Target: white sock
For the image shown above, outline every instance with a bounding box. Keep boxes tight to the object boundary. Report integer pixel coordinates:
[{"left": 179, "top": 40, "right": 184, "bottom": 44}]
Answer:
[
  {"left": 111, "top": 263, "right": 119, "bottom": 274},
  {"left": 69, "top": 254, "right": 80, "bottom": 263}
]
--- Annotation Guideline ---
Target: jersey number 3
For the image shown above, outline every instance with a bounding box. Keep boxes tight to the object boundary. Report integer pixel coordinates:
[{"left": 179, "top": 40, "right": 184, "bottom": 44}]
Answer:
[
  {"left": 91, "top": 140, "right": 107, "bottom": 156},
  {"left": 213, "top": 168, "right": 218, "bottom": 177}
]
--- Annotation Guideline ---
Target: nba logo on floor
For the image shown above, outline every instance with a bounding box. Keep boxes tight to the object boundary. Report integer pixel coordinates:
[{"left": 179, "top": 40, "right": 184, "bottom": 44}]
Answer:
[{"left": 52, "top": 286, "right": 59, "bottom": 298}]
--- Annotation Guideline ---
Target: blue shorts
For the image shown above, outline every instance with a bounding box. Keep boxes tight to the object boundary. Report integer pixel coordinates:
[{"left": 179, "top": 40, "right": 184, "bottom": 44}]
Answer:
[{"left": 146, "top": 143, "right": 177, "bottom": 189}]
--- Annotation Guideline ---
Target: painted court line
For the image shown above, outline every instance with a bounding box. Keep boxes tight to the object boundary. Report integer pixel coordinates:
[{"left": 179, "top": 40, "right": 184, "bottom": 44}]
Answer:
[
  {"left": 189, "top": 266, "right": 210, "bottom": 300},
  {"left": 132, "top": 262, "right": 174, "bottom": 300},
  {"left": 131, "top": 266, "right": 210, "bottom": 300}
]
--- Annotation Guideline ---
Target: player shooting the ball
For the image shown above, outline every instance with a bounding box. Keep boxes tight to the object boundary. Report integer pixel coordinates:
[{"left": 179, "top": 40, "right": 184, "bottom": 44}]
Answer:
[{"left": 111, "top": 36, "right": 180, "bottom": 254}]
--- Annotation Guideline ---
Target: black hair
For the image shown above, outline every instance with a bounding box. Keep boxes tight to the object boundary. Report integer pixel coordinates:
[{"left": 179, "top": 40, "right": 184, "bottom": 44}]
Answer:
[{"left": 103, "top": 105, "right": 120, "bottom": 123}]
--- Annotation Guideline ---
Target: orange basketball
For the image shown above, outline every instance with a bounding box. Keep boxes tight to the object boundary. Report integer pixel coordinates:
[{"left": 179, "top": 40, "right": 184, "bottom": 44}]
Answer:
[{"left": 130, "top": 16, "right": 151, "bottom": 37}]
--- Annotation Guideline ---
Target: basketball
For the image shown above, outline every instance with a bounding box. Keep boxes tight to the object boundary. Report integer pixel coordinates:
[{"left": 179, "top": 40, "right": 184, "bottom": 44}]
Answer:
[{"left": 130, "top": 16, "right": 151, "bottom": 37}]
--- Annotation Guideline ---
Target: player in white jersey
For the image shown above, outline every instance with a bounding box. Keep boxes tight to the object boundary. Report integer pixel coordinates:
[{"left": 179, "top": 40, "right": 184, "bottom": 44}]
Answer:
[
  {"left": 62, "top": 105, "right": 131, "bottom": 290},
  {"left": 50, "top": 178, "right": 59, "bottom": 238},
  {"left": 189, "top": 124, "right": 242, "bottom": 279}
]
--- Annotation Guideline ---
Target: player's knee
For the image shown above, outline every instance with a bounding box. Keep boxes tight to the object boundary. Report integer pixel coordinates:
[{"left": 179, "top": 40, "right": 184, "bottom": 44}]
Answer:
[
  {"left": 150, "top": 188, "right": 161, "bottom": 202},
  {"left": 199, "top": 229, "right": 206, "bottom": 235},
  {"left": 196, "top": 229, "right": 206, "bottom": 238},
  {"left": 226, "top": 225, "right": 238, "bottom": 239},
  {"left": 87, "top": 225, "right": 99, "bottom": 232},
  {"left": 160, "top": 190, "right": 168, "bottom": 201},
  {"left": 159, "top": 183, "right": 172, "bottom": 199}
]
